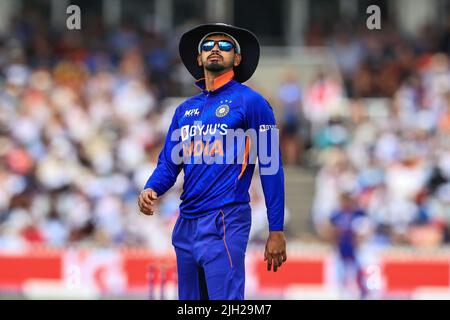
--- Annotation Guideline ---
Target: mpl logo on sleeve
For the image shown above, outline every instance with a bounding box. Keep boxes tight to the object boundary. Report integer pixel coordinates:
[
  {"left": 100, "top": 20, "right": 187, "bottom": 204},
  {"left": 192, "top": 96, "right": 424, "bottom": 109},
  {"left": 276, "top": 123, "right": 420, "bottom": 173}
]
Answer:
[{"left": 184, "top": 108, "right": 200, "bottom": 117}]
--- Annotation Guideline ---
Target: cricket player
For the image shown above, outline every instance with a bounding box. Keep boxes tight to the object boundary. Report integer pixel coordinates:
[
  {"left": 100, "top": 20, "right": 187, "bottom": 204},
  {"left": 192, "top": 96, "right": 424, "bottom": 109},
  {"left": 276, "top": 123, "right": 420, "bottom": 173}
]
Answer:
[
  {"left": 138, "top": 23, "right": 286, "bottom": 300},
  {"left": 329, "top": 192, "right": 369, "bottom": 298}
]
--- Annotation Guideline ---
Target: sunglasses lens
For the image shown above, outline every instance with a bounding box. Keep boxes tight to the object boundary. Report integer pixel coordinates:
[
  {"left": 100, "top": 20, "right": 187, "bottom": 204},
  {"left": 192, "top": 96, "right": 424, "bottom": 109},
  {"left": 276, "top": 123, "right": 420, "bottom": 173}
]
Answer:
[
  {"left": 201, "top": 41, "right": 215, "bottom": 51},
  {"left": 201, "top": 40, "right": 234, "bottom": 52},
  {"left": 218, "top": 41, "right": 234, "bottom": 51}
]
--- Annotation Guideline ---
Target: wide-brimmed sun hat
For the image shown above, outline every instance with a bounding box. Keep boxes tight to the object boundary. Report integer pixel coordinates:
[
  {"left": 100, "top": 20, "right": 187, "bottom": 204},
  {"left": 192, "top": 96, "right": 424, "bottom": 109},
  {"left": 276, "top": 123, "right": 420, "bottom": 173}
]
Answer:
[{"left": 179, "top": 23, "right": 260, "bottom": 83}]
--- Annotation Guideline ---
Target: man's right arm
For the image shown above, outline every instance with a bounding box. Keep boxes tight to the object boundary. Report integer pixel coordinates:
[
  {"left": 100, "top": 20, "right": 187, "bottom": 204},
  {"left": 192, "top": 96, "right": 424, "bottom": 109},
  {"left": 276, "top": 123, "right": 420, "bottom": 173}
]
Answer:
[{"left": 144, "top": 108, "right": 182, "bottom": 196}]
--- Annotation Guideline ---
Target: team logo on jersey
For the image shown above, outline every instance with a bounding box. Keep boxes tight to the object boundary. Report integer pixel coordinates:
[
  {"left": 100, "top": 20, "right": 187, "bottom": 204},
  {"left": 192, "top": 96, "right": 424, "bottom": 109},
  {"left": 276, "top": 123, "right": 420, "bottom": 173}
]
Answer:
[{"left": 215, "top": 104, "right": 230, "bottom": 118}]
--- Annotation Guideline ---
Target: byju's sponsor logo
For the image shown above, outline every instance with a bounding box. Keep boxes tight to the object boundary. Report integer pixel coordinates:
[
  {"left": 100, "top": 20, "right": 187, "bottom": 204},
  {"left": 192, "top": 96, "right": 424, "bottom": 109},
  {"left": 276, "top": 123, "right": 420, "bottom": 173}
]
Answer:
[
  {"left": 170, "top": 121, "right": 281, "bottom": 175},
  {"left": 180, "top": 123, "right": 228, "bottom": 141}
]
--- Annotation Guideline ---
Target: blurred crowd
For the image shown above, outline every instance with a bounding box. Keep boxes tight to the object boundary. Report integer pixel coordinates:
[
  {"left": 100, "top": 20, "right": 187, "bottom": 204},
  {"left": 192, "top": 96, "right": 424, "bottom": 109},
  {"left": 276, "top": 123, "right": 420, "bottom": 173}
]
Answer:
[
  {"left": 0, "top": 49, "right": 176, "bottom": 249},
  {"left": 305, "top": 20, "right": 450, "bottom": 98},
  {"left": 271, "top": 20, "right": 450, "bottom": 248},
  {"left": 0, "top": 10, "right": 275, "bottom": 249},
  {"left": 1, "top": 7, "right": 450, "bottom": 249},
  {"left": 309, "top": 53, "right": 450, "bottom": 247}
]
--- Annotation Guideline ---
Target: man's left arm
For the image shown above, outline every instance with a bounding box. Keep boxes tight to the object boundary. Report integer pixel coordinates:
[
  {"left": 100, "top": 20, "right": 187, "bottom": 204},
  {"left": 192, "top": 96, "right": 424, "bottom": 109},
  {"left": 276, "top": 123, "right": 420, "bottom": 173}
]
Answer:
[{"left": 245, "top": 93, "right": 287, "bottom": 272}]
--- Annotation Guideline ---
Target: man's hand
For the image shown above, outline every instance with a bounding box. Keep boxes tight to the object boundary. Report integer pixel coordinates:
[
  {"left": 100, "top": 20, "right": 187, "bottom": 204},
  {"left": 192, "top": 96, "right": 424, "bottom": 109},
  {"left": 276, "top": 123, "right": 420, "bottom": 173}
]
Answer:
[
  {"left": 264, "top": 231, "right": 287, "bottom": 272},
  {"left": 138, "top": 188, "right": 158, "bottom": 216}
]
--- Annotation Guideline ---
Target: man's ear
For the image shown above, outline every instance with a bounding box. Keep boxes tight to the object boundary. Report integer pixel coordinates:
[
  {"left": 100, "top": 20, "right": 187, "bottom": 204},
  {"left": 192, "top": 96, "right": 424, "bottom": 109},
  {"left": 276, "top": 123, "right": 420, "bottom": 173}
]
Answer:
[
  {"left": 234, "top": 53, "right": 242, "bottom": 67},
  {"left": 197, "top": 54, "right": 202, "bottom": 67}
]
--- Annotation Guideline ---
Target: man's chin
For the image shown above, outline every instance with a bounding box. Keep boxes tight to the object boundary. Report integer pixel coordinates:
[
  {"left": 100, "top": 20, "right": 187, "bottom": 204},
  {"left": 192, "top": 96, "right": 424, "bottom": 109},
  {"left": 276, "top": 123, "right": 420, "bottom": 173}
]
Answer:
[{"left": 205, "top": 63, "right": 226, "bottom": 72}]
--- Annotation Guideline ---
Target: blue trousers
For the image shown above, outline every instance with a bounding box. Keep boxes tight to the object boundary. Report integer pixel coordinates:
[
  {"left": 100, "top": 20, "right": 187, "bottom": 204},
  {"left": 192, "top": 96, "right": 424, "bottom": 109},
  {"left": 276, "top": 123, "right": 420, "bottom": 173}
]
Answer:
[{"left": 172, "top": 202, "right": 252, "bottom": 300}]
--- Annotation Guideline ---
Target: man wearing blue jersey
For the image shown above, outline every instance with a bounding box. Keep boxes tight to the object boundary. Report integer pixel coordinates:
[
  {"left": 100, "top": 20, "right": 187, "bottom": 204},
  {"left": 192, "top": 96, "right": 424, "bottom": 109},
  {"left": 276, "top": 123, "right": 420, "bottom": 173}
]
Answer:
[
  {"left": 138, "top": 23, "right": 286, "bottom": 300},
  {"left": 329, "top": 192, "right": 369, "bottom": 298}
]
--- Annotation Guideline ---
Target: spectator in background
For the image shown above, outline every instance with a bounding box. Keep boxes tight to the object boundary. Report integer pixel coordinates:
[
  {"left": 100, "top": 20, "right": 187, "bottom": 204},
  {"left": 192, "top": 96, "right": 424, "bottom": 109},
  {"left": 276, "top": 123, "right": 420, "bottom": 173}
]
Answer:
[
  {"left": 278, "top": 72, "right": 305, "bottom": 165},
  {"left": 407, "top": 188, "right": 446, "bottom": 247},
  {"left": 328, "top": 23, "right": 365, "bottom": 97},
  {"left": 312, "top": 147, "right": 358, "bottom": 233},
  {"left": 312, "top": 51, "right": 450, "bottom": 248},
  {"left": 0, "top": 15, "right": 187, "bottom": 249},
  {"left": 3, "top": 6, "right": 450, "bottom": 252},
  {"left": 438, "top": 91, "right": 450, "bottom": 133},
  {"left": 304, "top": 71, "right": 344, "bottom": 139},
  {"left": 313, "top": 116, "right": 349, "bottom": 151}
]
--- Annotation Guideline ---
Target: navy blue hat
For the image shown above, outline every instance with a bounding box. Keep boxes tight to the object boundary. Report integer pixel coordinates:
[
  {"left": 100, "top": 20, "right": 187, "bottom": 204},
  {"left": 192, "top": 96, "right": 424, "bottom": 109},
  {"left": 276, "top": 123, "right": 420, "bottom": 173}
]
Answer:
[{"left": 179, "top": 23, "right": 260, "bottom": 83}]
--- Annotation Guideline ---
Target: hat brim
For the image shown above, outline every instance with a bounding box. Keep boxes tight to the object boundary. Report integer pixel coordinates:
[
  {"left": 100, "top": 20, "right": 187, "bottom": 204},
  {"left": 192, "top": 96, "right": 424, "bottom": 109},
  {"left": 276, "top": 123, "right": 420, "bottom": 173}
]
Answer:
[{"left": 179, "top": 23, "right": 260, "bottom": 83}]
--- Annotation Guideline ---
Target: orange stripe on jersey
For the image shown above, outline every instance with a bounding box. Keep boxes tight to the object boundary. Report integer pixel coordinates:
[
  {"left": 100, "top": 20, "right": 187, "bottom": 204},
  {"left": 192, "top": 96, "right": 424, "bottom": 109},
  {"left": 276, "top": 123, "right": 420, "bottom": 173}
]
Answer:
[
  {"left": 194, "top": 69, "right": 234, "bottom": 91},
  {"left": 238, "top": 137, "right": 251, "bottom": 180},
  {"left": 221, "top": 210, "right": 233, "bottom": 268},
  {"left": 213, "top": 69, "right": 234, "bottom": 90}
]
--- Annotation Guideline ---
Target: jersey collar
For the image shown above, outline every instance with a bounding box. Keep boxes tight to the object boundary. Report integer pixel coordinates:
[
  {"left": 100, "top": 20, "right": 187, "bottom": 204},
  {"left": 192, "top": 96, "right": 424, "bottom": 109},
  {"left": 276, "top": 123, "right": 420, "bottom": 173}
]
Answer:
[{"left": 195, "top": 69, "right": 235, "bottom": 94}]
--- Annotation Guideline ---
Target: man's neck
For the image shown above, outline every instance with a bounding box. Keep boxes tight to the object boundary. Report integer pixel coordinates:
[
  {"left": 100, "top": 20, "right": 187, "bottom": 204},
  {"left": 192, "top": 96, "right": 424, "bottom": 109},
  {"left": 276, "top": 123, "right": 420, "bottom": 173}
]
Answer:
[{"left": 204, "top": 68, "right": 233, "bottom": 91}]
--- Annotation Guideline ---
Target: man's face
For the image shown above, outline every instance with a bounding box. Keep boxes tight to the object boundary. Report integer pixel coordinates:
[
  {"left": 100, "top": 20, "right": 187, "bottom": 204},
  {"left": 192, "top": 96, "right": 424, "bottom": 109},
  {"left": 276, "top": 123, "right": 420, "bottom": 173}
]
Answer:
[{"left": 197, "top": 34, "right": 241, "bottom": 73}]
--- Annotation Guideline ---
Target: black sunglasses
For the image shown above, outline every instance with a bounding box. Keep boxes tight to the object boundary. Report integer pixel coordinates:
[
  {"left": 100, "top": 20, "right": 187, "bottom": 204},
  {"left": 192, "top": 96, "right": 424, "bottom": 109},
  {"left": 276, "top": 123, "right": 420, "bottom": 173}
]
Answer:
[{"left": 201, "top": 40, "right": 235, "bottom": 52}]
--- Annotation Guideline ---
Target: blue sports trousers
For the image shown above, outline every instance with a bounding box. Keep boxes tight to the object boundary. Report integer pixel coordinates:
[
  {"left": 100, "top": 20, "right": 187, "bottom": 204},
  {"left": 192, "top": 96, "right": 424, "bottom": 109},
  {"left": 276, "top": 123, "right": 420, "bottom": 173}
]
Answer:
[{"left": 172, "top": 202, "right": 252, "bottom": 300}]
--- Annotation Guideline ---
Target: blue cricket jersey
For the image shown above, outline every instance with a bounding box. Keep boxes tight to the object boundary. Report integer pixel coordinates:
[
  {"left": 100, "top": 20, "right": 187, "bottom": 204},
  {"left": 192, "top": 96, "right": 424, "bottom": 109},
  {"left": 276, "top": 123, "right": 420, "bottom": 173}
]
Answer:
[
  {"left": 330, "top": 209, "right": 365, "bottom": 259},
  {"left": 144, "top": 70, "right": 285, "bottom": 231}
]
